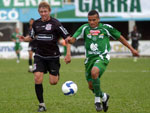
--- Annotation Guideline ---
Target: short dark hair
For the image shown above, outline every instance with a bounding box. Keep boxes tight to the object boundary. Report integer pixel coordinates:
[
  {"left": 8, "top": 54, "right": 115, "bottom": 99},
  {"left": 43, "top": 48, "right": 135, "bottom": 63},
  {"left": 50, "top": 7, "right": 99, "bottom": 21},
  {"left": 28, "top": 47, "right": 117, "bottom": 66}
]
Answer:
[
  {"left": 88, "top": 10, "right": 99, "bottom": 18},
  {"left": 30, "top": 18, "right": 34, "bottom": 21}
]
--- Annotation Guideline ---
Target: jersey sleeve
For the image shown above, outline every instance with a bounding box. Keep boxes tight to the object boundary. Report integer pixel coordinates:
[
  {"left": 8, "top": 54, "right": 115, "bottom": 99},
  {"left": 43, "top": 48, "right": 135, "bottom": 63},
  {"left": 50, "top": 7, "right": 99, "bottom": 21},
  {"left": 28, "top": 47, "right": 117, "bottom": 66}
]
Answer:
[
  {"left": 104, "top": 24, "right": 121, "bottom": 40},
  {"left": 72, "top": 24, "right": 86, "bottom": 40},
  {"left": 29, "top": 22, "right": 35, "bottom": 39},
  {"left": 56, "top": 22, "right": 70, "bottom": 39}
]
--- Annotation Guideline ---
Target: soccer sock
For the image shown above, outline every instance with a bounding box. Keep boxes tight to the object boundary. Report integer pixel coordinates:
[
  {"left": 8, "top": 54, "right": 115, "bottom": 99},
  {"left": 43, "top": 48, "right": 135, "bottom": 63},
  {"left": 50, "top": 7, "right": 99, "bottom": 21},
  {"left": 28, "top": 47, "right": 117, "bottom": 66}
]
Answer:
[
  {"left": 35, "top": 84, "right": 44, "bottom": 103},
  {"left": 102, "top": 93, "right": 107, "bottom": 102},
  {"left": 17, "top": 53, "right": 20, "bottom": 60},
  {"left": 95, "top": 97, "right": 101, "bottom": 103},
  {"left": 92, "top": 78, "right": 103, "bottom": 98},
  {"left": 29, "top": 59, "right": 32, "bottom": 65},
  {"left": 39, "top": 103, "right": 45, "bottom": 107}
]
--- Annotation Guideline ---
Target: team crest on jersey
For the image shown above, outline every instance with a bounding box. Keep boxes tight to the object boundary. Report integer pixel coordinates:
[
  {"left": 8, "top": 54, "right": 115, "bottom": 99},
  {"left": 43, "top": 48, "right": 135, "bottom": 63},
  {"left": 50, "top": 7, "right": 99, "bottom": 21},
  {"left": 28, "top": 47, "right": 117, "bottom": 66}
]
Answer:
[
  {"left": 90, "top": 30, "right": 100, "bottom": 36},
  {"left": 45, "top": 24, "right": 52, "bottom": 30},
  {"left": 92, "top": 36, "right": 97, "bottom": 41}
]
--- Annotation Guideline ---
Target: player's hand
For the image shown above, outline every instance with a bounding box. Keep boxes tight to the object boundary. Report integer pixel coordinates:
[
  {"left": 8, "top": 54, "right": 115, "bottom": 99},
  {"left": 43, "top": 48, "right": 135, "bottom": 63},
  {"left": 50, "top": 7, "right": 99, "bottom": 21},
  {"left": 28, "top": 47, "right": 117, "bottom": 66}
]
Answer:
[
  {"left": 132, "top": 49, "right": 139, "bottom": 57},
  {"left": 17, "top": 35, "right": 25, "bottom": 41},
  {"left": 64, "top": 54, "right": 71, "bottom": 64},
  {"left": 65, "top": 36, "right": 75, "bottom": 44},
  {"left": 65, "top": 36, "right": 71, "bottom": 44}
]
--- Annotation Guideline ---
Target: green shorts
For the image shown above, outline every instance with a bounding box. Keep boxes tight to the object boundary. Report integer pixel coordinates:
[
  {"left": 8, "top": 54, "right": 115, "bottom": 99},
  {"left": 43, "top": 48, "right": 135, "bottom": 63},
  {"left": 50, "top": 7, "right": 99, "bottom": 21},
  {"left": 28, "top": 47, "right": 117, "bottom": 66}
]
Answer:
[
  {"left": 85, "top": 57, "right": 109, "bottom": 82},
  {"left": 14, "top": 43, "right": 22, "bottom": 51}
]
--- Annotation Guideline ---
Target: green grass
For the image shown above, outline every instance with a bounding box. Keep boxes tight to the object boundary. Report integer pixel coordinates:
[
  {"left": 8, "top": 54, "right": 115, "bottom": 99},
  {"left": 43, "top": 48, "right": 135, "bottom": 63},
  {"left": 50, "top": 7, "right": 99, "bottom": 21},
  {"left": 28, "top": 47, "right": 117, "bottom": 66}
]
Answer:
[{"left": 0, "top": 58, "right": 150, "bottom": 113}]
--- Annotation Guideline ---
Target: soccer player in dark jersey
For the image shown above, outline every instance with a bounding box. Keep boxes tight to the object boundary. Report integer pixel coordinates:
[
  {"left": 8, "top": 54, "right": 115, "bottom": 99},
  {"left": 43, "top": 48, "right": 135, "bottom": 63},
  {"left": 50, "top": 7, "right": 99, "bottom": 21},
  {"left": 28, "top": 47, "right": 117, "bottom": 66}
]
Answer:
[
  {"left": 18, "top": 1, "right": 71, "bottom": 112},
  {"left": 66, "top": 10, "right": 139, "bottom": 112},
  {"left": 27, "top": 18, "right": 37, "bottom": 72},
  {"left": 128, "top": 25, "right": 141, "bottom": 62}
]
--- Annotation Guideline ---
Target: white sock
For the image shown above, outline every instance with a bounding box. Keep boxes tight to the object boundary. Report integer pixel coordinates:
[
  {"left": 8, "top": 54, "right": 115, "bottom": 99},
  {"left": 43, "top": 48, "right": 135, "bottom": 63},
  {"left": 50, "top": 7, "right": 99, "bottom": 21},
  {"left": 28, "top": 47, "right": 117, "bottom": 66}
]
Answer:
[
  {"left": 95, "top": 97, "right": 101, "bottom": 103},
  {"left": 39, "top": 103, "right": 45, "bottom": 107},
  {"left": 102, "top": 93, "right": 107, "bottom": 102}
]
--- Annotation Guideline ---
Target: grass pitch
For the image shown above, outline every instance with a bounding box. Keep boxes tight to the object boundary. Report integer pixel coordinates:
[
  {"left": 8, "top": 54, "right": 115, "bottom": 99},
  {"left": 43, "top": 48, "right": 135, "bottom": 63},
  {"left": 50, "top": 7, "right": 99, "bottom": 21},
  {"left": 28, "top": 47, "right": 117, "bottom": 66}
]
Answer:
[{"left": 0, "top": 58, "right": 150, "bottom": 113}]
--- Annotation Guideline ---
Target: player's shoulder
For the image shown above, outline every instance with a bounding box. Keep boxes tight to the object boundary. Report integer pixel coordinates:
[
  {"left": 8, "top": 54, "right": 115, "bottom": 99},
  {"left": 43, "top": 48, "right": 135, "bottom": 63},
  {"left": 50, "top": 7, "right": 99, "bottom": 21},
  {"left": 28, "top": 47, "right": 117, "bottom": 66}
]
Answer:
[
  {"left": 102, "top": 23, "right": 114, "bottom": 29},
  {"left": 51, "top": 17, "right": 60, "bottom": 22},
  {"left": 79, "top": 23, "right": 89, "bottom": 29},
  {"left": 50, "top": 17, "right": 61, "bottom": 26},
  {"left": 34, "top": 18, "right": 41, "bottom": 23}
]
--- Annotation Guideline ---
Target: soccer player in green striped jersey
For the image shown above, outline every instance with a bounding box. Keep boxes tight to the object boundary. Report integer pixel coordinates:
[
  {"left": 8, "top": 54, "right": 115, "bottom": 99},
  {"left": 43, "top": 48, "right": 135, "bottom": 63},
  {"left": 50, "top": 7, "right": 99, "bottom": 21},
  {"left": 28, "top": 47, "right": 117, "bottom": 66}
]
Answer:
[
  {"left": 12, "top": 28, "right": 22, "bottom": 63},
  {"left": 66, "top": 10, "right": 139, "bottom": 112}
]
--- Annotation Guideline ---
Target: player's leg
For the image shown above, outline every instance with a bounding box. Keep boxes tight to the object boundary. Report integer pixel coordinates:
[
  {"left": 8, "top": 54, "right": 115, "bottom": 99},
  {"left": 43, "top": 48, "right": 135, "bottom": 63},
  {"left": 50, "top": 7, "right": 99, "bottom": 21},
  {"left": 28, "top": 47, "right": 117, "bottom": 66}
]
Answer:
[
  {"left": 14, "top": 44, "right": 20, "bottom": 63},
  {"left": 92, "top": 59, "right": 110, "bottom": 112},
  {"left": 48, "top": 58, "right": 60, "bottom": 85},
  {"left": 88, "top": 81, "right": 94, "bottom": 92},
  {"left": 28, "top": 50, "right": 33, "bottom": 72},
  {"left": 49, "top": 74, "right": 59, "bottom": 85},
  {"left": 91, "top": 66, "right": 103, "bottom": 112},
  {"left": 85, "top": 59, "right": 103, "bottom": 112},
  {"left": 132, "top": 43, "right": 138, "bottom": 62},
  {"left": 33, "top": 56, "right": 46, "bottom": 112},
  {"left": 34, "top": 72, "right": 46, "bottom": 112},
  {"left": 16, "top": 50, "right": 20, "bottom": 63}
]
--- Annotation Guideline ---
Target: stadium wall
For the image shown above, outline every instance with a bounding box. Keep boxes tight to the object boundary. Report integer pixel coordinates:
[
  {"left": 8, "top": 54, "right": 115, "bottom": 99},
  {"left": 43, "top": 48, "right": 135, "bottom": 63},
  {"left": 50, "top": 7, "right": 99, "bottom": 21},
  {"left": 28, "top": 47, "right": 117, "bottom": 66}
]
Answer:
[{"left": 0, "top": 41, "right": 150, "bottom": 59}]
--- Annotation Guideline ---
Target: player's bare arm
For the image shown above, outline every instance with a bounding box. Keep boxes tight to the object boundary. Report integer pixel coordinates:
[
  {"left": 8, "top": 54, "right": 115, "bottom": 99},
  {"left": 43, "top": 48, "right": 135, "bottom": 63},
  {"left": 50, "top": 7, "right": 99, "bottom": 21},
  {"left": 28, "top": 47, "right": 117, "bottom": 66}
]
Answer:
[
  {"left": 65, "top": 36, "right": 76, "bottom": 44},
  {"left": 17, "top": 35, "right": 32, "bottom": 42},
  {"left": 64, "top": 43, "right": 71, "bottom": 64},
  {"left": 118, "top": 35, "right": 139, "bottom": 57}
]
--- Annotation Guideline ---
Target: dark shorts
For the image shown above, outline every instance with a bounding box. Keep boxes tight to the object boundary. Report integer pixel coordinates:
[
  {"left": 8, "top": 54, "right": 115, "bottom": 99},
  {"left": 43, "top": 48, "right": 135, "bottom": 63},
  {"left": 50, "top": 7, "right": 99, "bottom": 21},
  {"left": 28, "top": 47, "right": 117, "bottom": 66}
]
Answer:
[
  {"left": 132, "top": 43, "right": 138, "bottom": 50},
  {"left": 28, "top": 40, "right": 37, "bottom": 52},
  {"left": 33, "top": 56, "right": 60, "bottom": 76}
]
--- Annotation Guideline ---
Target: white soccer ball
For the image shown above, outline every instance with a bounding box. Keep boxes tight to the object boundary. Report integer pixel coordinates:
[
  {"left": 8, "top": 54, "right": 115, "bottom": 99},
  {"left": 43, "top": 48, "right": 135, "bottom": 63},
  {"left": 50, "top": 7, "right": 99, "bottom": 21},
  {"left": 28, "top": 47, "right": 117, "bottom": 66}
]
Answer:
[{"left": 62, "top": 81, "right": 78, "bottom": 96}]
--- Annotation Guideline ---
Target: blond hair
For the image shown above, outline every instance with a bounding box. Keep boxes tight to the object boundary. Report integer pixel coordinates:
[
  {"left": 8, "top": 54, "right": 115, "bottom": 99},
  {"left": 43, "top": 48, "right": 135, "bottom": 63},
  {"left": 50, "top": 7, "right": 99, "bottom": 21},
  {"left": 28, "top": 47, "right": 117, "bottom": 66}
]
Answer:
[{"left": 38, "top": 1, "right": 51, "bottom": 11}]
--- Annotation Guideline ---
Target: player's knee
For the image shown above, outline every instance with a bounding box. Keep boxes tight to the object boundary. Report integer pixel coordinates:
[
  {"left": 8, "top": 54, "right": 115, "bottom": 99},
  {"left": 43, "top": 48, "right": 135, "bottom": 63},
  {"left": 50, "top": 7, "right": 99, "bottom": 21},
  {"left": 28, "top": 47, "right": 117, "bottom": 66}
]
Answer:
[
  {"left": 34, "top": 74, "right": 43, "bottom": 84},
  {"left": 49, "top": 81, "right": 58, "bottom": 85},
  {"left": 35, "top": 77, "right": 42, "bottom": 84},
  {"left": 91, "top": 71, "right": 99, "bottom": 79},
  {"left": 91, "top": 67, "right": 100, "bottom": 79},
  {"left": 49, "top": 79, "right": 58, "bottom": 85},
  {"left": 49, "top": 75, "right": 59, "bottom": 85}
]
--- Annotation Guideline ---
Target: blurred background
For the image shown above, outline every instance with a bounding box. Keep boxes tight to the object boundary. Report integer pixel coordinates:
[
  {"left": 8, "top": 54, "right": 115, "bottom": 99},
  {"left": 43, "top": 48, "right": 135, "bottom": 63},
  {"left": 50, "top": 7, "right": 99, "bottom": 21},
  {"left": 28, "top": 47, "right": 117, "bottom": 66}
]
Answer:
[{"left": 0, "top": 0, "right": 150, "bottom": 58}]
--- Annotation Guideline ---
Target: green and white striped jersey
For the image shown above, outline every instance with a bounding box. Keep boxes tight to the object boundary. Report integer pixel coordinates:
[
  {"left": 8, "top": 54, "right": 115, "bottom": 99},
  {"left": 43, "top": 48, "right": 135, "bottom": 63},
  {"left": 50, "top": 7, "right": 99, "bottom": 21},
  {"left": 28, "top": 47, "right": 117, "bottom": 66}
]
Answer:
[{"left": 73, "top": 23, "right": 121, "bottom": 60}]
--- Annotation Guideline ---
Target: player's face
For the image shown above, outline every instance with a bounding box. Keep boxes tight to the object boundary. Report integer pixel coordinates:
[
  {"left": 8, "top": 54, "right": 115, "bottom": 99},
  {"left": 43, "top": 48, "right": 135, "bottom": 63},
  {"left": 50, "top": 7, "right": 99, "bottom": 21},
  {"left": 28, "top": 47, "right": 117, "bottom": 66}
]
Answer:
[
  {"left": 15, "top": 28, "right": 19, "bottom": 33},
  {"left": 39, "top": 7, "right": 50, "bottom": 21},
  {"left": 88, "top": 14, "right": 99, "bottom": 28}
]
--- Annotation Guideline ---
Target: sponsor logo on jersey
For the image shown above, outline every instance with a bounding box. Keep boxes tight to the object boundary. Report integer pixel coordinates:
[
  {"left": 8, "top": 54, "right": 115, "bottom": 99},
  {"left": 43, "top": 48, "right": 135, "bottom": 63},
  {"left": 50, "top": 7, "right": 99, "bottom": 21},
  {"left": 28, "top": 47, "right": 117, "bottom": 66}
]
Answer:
[
  {"left": 90, "top": 30, "right": 100, "bottom": 36},
  {"left": 87, "top": 34, "right": 92, "bottom": 39},
  {"left": 88, "top": 51, "right": 101, "bottom": 55},
  {"left": 90, "top": 43, "right": 98, "bottom": 51},
  {"left": 45, "top": 24, "right": 52, "bottom": 30},
  {"left": 99, "top": 34, "right": 104, "bottom": 39}
]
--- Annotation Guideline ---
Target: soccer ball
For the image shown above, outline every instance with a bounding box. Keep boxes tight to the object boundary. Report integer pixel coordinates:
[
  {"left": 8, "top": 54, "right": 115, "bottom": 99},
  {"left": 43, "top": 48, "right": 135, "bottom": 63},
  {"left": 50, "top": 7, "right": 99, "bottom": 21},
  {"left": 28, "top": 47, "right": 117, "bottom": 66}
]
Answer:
[{"left": 62, "top": 81, "right": 78, "bottom": 96}]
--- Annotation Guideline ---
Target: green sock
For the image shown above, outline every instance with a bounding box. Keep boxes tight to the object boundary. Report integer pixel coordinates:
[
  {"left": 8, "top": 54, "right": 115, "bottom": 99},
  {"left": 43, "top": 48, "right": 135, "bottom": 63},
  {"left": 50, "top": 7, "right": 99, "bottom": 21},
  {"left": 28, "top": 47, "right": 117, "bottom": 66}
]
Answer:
[
  {"left": 17, "top": 53, "right": 20, "bottom": 60},
  {"left": 92, "top": 78, "right": 103, "bottom": 98}
]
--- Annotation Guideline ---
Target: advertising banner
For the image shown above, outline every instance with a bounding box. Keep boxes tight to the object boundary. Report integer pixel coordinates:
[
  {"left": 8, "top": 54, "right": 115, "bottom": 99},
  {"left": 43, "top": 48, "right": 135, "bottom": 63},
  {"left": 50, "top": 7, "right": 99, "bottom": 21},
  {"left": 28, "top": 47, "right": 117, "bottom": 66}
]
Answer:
[
  {"left": 75, "top": 0, "right": 150, "bottom": 18},
  {"left": 0, "top": 0, "right": 62, "bottom": 8},
  {"left": 0, "top": 41, "right": 150, "bottom": 59}
]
